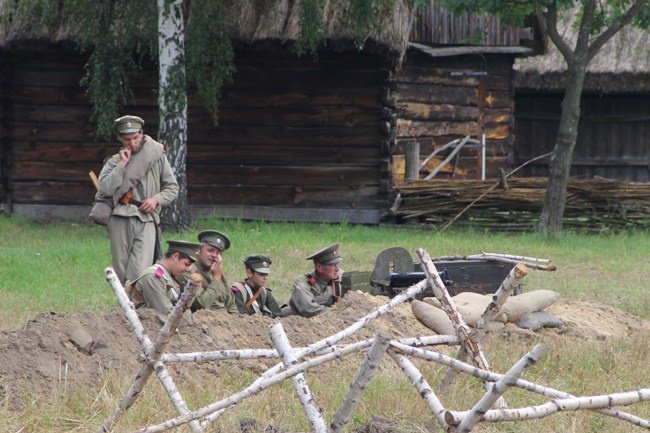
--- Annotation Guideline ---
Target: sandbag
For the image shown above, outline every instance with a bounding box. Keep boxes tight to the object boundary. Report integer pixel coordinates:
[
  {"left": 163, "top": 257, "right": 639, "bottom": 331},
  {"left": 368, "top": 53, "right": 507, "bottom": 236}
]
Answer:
[
  {"left": 502, "top": 290, "right": 560, "bottom": 322},
  {"left": 411, "top": 300, "right": 456, "bottom": 335},
  {"left": 422, "top": 292, "right": 507, "bottom": 326}
]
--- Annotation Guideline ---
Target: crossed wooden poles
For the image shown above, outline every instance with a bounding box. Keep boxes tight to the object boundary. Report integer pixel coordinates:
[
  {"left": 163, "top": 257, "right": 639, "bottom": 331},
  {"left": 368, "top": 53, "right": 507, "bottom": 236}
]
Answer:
[{"left": 100, "top": 248, "right": 650, "bottom": 433}]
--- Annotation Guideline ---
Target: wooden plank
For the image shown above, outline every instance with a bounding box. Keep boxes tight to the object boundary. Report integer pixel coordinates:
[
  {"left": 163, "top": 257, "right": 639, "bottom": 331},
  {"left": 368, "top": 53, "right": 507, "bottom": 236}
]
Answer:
[
  {"left": 192, "top": 205, "right": 381, "bottom": 224},
  {"left": 11, "top": 182, "right": 93, "bottom": 204},
  {"left": 12, "top": 161, "right": 101, "bottom": 182},
  {"left": 395, "top": 83, "right": 477, "bottom": 105},
  {"left": 187, "top": 125, "right": 382, "bottom": 147},
  {"left": 395, "top": 103, "right": 479, "bottom": 121},
  {"left": 13, "top": 141, "right": 115, "bottom": 162},
  {"left": 396, "top": 119, "right": 478, "bottom": 137},
  {"left": 195, "top": 105, "right": 381, "bottom": 128},
  {"left": 218, "top": 89, "right": 381, "bottom": 109},
  {"left": 189, "top": 185, "right": 381, "bottom": 208},
  {"left": 187, "top": 144, "right": 380, "bottom": 165},
  {"left": 187, "top": 164, "right": 379, "bottom": 186}
]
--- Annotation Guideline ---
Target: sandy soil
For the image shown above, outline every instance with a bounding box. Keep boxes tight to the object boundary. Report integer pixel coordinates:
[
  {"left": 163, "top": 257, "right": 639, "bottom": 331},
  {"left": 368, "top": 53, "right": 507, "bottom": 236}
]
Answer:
[{"left": 1, "top": 291, "right": 648, "bottom": 421}]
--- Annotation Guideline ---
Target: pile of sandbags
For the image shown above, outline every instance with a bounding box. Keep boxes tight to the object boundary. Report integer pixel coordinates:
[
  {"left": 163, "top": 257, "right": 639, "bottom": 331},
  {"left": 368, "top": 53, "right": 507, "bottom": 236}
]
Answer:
[{"left": 412, "top": 290, "right": 562, "bottom": 335}]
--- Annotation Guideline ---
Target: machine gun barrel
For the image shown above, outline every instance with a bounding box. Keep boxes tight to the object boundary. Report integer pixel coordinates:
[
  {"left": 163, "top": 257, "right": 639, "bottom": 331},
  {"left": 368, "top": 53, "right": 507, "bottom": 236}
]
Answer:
[{"left": 389, "top": 270, "right": 451, "bottom": 288}]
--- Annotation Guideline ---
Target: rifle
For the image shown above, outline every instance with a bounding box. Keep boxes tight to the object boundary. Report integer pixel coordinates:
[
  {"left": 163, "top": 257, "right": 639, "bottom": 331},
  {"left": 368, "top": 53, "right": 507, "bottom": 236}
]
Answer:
[{"left": 88, "top": 171, "right": 142, "bottom": 207}]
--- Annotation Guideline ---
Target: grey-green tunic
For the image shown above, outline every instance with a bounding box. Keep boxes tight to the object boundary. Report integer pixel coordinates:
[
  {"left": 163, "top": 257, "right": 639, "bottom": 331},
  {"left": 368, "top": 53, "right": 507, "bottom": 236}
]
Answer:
[
  {"left": 130, "top": 263, "right": 179, "bottom": 315},
  {"left": 179, "top": 262, "right": 238, "bottom": 313},
  {"left": 287, "top": 273, "right": 336, "bottom": 317},
  {"left": 231, "top": 281, "right": 282, "bottom": 317}
]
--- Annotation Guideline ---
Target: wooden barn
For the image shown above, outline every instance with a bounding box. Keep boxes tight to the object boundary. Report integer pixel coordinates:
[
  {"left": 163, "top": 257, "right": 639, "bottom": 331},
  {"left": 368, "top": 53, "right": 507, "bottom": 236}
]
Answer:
[
  {"left": 514, "top": 21, "right": 650, "bottom": 182},
  {"left": 0, "top": 1, "right": 541, "bottom": 224}
]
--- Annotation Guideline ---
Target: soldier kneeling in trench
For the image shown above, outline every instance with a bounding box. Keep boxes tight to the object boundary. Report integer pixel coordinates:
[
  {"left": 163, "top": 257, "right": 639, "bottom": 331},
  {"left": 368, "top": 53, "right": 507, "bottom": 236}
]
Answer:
[{"left": 281, "top": 243, "right": 344, "bottom": 318}]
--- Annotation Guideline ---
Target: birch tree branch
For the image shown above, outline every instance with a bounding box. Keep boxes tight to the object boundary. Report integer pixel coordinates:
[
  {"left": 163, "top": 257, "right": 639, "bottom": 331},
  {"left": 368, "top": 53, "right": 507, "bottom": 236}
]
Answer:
[
  {"left": 447, "top": 387, "right": 650, "bottom": 425},
  {"left": 455, "top": 344, "right": 548, "bottom": 432},
  {"left": 162, "top": 334, "right": 460, "bottom": 363},
  {"left": 251, "top": 278, "right": 430, "bottom": 387},
  {"left": 269, "top": 323, "right": 327, "bottom": 433},
  {"left": 100, "top": 269, "right": 202, "bottom": 433},
  {"left": 134, "top": 337, "right": 391, "bottom": 433},
  {"left": 438, "top": 263, "right": 528, "bottom": 394},
  {"left": 388, "top": 350, "right": 448, "bottom": 430},
  {"left": 390, "top": 341, "right": 650, "bottom": 428},
  {"left": 331, "top": 332, "right": 391, "bottom": 433}
]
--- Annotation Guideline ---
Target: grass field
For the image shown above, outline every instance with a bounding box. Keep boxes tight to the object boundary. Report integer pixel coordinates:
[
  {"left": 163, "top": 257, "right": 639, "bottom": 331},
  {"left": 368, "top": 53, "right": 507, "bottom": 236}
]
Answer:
[{"left": 1, "top": 215, "right": 649, "bottom": 432}]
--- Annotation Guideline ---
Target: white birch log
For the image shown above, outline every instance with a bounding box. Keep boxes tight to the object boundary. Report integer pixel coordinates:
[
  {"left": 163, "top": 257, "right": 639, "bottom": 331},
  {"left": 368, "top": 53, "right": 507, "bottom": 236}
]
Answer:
[
  {"left": 199, "top": 335, "right": 459, "bottom": 428},
  {"left": 269, "top": 323, "right": 327, "bottom": 433},
  {"left": 479, "top": 252, "right": 552, "bottom": 264},
  {"left": 446, "top": 388, "right": 650, "bottom": 425},
  {"left": 455, "top": 344, "right": 548, "bottom": 432},
  {"left": 390, "top": 341, "right": 650, "bottom": 428},
  {"left": 251, "top": 278, "right": 430, "bottom": 387},
  {"left": 105, "top": 267, "right": 155, "bottom": 354},
  {"left": 430, "top": 254, "right": 556, "bottom": 271},
  {"left": 387, "top": 350, "right": 448, "bottom": 429},
  {"left": 99, "top": 270, "right": 202, "bottom": 433},
  {"left": 135, "top": 338, "right": 381, "bottom": 433},
  {"left": 438, "top": 263, "right": 528, "bottom": 395},
  {"left": 416, "top": 248, "right": 503, "bottom": 409},
  {"left": 331, "top": 332, "right": 391, "bottom": 433},
  {"left": 163, "top": 335, "right": 459, "bottom": 363}
]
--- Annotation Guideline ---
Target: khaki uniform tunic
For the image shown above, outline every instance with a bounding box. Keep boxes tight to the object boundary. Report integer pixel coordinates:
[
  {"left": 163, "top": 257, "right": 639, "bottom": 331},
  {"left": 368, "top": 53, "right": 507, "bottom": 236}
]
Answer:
[
  {"left": 130, "top": 263, "right": 179, "bottom": 315},
  {"left": 179, "top": 262, "right": 238, "bottom": 313},
  {"left": 99, "top": 135, "right": 178, "bottom": 284},
  {"left": 287, "top": 273, "right": 336, "bottom": 317},
  {"left": 231, "top": 281, "right": 282, "bottom": 317}
]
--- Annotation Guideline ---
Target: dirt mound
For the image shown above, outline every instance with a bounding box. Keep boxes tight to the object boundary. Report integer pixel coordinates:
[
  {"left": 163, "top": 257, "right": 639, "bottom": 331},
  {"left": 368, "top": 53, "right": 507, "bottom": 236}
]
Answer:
[{"left": 0, "top": 291, "right": 648, "bottom": 405}]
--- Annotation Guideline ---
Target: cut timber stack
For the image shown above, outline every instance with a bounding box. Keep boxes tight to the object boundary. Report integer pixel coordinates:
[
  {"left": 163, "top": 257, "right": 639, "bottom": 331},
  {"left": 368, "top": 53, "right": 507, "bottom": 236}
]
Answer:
[{"left": 388, "top": 177, "right": 650, "bottom": 232}]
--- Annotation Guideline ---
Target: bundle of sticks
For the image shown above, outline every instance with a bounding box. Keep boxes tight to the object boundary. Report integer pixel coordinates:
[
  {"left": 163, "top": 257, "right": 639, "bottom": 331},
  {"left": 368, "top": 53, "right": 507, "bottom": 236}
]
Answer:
[{"left": 389, "top": 176, "right": 650, "bottom": 232}]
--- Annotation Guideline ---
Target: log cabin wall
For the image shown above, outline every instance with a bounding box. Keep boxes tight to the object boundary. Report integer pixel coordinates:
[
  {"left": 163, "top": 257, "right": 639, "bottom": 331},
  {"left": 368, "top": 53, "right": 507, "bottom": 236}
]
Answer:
[
  {"left": 388, "top": 50, "right": 515, "bottom": 181},
  {"left": 515, "top": 91, "right": 650, "bottom": 182},
  {"left": 1, "top": 44, "right": 390, "bottom": 223},
  {"left": 186, "top": 47, "right": 389, "bottom": 223},
  {"left": 0, "top": 50, "right": 8, "bottom": 211}
]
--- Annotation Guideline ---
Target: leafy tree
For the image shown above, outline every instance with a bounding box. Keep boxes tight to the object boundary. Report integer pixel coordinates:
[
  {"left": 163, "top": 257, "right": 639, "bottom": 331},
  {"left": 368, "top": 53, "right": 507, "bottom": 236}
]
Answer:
[
  {"left": 440, "top": 0, "right": 650, "bottom": 235},
  {"left": 3, "top": 0, "right": 406, "bottom": 229}
]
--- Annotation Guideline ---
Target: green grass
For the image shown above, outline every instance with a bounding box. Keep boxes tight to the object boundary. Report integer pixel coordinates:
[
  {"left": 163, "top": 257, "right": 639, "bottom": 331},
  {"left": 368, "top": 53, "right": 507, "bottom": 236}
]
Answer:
[
  {"left": 1, "top": 215, "right": 649, "bottom": 432},
  {"left": 1, "top": 215, "right": 649, "bottom": 330}
]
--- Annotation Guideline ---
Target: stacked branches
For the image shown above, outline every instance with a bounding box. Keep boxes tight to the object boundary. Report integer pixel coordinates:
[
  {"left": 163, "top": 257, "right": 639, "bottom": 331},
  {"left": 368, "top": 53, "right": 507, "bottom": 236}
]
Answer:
[{"left": 390, "top": 177, "right": 650, "bottom": 232}]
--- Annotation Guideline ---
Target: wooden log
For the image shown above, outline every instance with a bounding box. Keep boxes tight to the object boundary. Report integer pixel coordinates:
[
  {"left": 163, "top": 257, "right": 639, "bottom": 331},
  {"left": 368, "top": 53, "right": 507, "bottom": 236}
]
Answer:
[
  {"left": 405, "top": 141, "right": 420, "bottom": 179},
  {"left": 389, "top": 342, "right": 650, "bottom": 429},
  {"left": 388, "top": 350, "right": 448, "bottom": 429},
  {"left": 187, "top": 164, "right": 378, "bottom": 187},
  {"left": 455, "top": 344, "right": 548, "bottom": 432},
  {"left": 269, "top": 323, "right": 327, "bottom": 433},
  {"left": 100, "top": 269, "right": 203, "bottom": 433},
  {"left": 396, "top": 119, "right": 478, "bottom": 138},
  {"left": 437, "top": 263, "right": 529, "bottom": 394},
  {"left": 251, "top": 279, "right": 431, "bottom": 388},
  {"left": 330, "top": 332, "right": 391, "bottom": 433},
  {"left": 141, "top": 334, "right": 389, "bottom": 433},
  {"left": 447, "top": 387, "right": 650, "bottom": 426}
]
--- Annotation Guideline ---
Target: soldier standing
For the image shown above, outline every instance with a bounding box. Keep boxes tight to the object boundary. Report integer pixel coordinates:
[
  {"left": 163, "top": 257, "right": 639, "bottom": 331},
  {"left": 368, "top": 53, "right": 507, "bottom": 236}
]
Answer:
[
  {"left": 98, "top": 115, "right": 179, "bottom": 284},
  {"left": 231, "top": 254, "right": 282, "bottom": 317},
  {"left": 281, "top": 243, "right": 344, "bottom": 317}
]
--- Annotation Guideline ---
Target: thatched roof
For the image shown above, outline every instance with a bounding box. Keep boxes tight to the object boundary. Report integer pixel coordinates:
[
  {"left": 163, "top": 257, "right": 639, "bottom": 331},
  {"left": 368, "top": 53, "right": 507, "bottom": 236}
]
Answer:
[
  {"left": 0, "top": 0, "right": 412, "bottom": 63},
  {"left": 514, "top": 9, "right": 650, "bottom": 93}
]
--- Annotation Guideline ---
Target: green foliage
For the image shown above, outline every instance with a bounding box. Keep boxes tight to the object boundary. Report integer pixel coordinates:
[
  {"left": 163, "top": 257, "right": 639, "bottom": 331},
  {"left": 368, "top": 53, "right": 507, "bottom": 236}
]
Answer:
[
  {"left": 295, "top": 0, "right": 327, "bottom": 58},
  {"left": 64, "top": 0, "right": 157, "bottom": 138},
  {"left": 185, "top": 0, "right": 235, "bottom": 126}
]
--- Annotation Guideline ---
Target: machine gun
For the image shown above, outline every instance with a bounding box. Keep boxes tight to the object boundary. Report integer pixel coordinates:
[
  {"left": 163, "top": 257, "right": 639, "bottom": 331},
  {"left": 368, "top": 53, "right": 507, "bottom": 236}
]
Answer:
[{"left": 340, "top": 247, "right": 521, "bottom": 299}]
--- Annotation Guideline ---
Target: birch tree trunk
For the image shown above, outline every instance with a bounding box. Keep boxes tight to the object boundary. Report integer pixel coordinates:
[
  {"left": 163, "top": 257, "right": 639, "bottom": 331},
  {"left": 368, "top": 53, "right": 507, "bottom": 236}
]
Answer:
[
  {"left": 157, "top": 0, "right": 191, "bottom": 229},
  {"left": 538, "top": 0, "right": 648, "bottom": 235}
]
